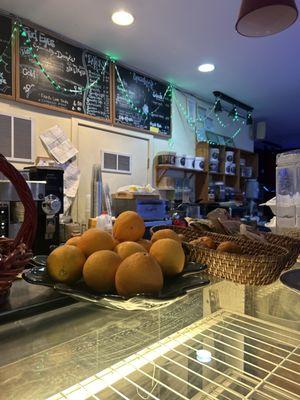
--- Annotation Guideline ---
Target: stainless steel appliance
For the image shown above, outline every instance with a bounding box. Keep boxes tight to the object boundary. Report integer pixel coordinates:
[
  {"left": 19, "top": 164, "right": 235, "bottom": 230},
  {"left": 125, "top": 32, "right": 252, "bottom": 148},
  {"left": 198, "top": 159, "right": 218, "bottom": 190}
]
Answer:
[
  {"left": 112, "top": 197, "right": 167, "bottom": 220},
  {"left": 0, "top": 179, "right": 45, "bottom": 239},
  {"left": 25, "top": 166, "right": 64, "bottom": 254}
]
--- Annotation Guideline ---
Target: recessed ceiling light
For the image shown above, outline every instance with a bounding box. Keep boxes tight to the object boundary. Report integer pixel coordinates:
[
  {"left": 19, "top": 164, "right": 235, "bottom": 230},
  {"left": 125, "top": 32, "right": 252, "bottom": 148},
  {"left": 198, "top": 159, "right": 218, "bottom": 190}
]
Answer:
[
  {"left": 198, "top": 63, "right": 215, "bottom": 73},
  {"left": 112, "top": 10, "right": 134, "bottom": 26}
]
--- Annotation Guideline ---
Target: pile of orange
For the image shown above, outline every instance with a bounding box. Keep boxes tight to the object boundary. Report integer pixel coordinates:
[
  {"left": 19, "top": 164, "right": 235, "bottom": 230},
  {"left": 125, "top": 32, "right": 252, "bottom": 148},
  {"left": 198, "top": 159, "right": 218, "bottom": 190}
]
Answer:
[{"left": 46, "top": 211, "right": 185, "bottom": 297}]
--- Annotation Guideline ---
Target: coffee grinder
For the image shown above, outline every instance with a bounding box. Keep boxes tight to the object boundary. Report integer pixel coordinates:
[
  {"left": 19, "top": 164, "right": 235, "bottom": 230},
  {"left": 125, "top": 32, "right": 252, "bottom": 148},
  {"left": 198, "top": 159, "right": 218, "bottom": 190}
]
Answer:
[{"left": 25, "top": 166, "right": 64, "bottom": 254}]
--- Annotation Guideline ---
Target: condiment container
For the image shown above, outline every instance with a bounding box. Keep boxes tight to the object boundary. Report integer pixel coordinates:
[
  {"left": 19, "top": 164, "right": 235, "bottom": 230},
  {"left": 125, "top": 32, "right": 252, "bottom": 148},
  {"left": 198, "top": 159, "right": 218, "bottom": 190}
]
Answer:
[
  {"left": 210, "top": 148, "right": 219, "bottom": 161},
  {"left": 157, "top": 152, "right": 176, "bottom": 165},
  {"left": 225, "top": 161, "right": 232, "bottom": 175},
  {"left": 225, "top": 151, "right": 234, "bottom": 163},
  {"left": 185, "top": 156, "right": 195, "bottom": 169},
  {"left": 193, "top": 156, "right": 205, "bottom": 171},
  {"left": 175, "top": 154, "right": 186, "bottom": 168},
  {"left": 209, "top": 160, "right": 219, "bottom": 173}
]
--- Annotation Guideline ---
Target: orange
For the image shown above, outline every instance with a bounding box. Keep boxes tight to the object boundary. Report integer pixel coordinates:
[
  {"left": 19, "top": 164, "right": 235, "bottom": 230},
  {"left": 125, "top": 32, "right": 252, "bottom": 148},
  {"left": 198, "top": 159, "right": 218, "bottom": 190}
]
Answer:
[
  {"left": 47, "top": 245, "right": 85, "bottom": 284},
  {"left": 115, "top": 252, "right": 163, "bottom": 297},
  {"left": 151, "top": 229, "right": 181, "bottom": 243},
  {"left": 115, "top": 241, "right": 145, "bottom": 260},
  {"left": 77, "top": 228, "right": 114, "bottom": 257},
  {"left": 83, "top": 250, "right": 121, "bottom": 292},
  {"left": 150, "top": 238, "right": 185, "bottom": 277},
  {"left": 66, "top": 236, "right": 81, "bottom": 246},
  {"left": 137, "top": 239, "right": 152, "bottom": 252},
  {"left": 113, "top": 211, "right": 145, "bottom": 242}
]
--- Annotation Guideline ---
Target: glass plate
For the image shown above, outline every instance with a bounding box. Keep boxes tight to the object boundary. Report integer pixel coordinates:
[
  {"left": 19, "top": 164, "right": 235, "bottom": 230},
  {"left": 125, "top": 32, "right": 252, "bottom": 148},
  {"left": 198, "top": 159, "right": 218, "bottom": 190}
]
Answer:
[{"left": 22, "top": 260, "right": 210, "bottom": 311}]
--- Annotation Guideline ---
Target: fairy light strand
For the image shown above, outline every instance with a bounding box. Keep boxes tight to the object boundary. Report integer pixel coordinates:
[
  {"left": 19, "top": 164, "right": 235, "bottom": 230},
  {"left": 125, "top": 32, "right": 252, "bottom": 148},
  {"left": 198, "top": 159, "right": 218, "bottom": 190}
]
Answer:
[
  {"left": 19, "top": 22, "right": 109, "bottom": 93},
  {"left": 114, "top": 64, "right": 172, "bottom": 116},
  {"left": 1, "top": 19, "right": 251, "bottom": 146},
  {"left": 0, "top": 21, "right": 18, "bottom": 64}
]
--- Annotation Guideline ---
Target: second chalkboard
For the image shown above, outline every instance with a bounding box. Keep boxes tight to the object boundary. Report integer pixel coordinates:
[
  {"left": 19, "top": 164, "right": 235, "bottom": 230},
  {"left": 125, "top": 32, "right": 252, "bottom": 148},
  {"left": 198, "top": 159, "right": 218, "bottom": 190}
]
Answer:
[{"left": 114, "top": 65, "right": 171, "bottom": 136}]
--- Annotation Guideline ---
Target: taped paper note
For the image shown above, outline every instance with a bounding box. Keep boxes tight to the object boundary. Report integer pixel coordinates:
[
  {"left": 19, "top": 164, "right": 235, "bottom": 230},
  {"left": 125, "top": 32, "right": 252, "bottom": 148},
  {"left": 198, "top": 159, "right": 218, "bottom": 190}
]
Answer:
[{"left": 40, "top": 125, "right": 78, "bottom": 164}]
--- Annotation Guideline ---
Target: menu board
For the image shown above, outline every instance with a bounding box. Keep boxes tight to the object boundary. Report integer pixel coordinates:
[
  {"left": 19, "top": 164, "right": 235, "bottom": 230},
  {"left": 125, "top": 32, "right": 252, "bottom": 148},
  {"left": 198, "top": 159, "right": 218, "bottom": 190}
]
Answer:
[
  {"left": 17, "top": 24, "right": 111, "bottom": 121},
  {"left": 115, "top": 65, "right": 171, "bottom": 136},
  {"left": 0, "top": 15, "right": 14, "bottom": 98}
]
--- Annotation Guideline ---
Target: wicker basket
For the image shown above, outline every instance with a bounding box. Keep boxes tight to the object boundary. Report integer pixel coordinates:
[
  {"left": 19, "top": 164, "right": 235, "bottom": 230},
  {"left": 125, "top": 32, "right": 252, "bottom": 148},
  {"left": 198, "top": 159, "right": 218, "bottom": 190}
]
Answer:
[
  {"left": 263, "top": 232, "right": 300, "bottom": 268},
  {"left": 186, "top": 231, "right": 289, "bottom": 285},
  {"left": 191, "top": 221, "right": 300, "bottom": 269},
  {"left": 0, "top": 154, "right": 37, "bottom": 297}
]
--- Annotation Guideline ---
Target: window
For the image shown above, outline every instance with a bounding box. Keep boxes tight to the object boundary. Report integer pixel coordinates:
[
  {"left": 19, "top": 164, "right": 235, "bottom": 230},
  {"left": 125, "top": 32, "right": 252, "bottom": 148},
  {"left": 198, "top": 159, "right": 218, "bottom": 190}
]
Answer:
[
  {"left": 101, "top": 151, "right": 131, "bottom": 174},
  {"left": 0, "top": 113, "right": 34, "bottom": 162}
]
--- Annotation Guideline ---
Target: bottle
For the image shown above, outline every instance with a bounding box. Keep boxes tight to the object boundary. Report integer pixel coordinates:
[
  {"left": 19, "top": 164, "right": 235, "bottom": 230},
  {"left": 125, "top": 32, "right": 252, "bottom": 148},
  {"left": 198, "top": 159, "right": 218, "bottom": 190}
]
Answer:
[{"left": 96, "top": 211, "right": 112, "bottom": 233}]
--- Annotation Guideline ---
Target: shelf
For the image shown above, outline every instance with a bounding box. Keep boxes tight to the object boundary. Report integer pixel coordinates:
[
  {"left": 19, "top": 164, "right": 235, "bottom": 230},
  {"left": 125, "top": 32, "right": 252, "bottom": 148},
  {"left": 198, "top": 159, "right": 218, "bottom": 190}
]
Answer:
[
  {"left": 196, "top": 141, "right": 258, "bottom": 202},
  {"left": 209, "top": 172, "right": 224, "bottom": 176},
  {"left": 156, "top": 164, "right": 206, "bottom": 174},
  {"left": 156, "top": 164, "right": 207, "bottom": 184}
]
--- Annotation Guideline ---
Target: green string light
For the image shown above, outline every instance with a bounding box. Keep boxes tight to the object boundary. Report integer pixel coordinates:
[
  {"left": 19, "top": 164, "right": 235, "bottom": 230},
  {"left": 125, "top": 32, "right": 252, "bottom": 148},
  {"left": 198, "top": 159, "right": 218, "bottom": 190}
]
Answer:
[
  {"left": 114, "top": 64, "right": 172, "bottom": 116},
  {"left": 174, "top": 91, "right": 247, "bottom": 144},
  {"left": 18, "top": 22, "right": 109, "bottom": 93},
  {"left": 0, "top": 21, "right": 18, "bottom": 65},
  {"left": 1, "top": 19, "right": 250, "bottom": 146}
]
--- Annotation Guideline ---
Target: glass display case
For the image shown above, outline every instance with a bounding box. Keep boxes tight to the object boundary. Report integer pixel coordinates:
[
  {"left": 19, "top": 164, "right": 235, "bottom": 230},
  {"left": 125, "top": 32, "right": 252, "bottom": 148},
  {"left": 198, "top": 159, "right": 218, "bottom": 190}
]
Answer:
[{"left": 0, "top": 269, "right": 299, "bottom": 400}]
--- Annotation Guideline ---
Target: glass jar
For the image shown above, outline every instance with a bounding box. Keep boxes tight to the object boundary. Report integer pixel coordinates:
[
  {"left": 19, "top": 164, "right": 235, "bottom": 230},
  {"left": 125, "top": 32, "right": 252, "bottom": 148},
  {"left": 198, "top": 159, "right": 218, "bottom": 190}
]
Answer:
[{"left": 276, "top": 150, "right": 300, "bottom": 230}]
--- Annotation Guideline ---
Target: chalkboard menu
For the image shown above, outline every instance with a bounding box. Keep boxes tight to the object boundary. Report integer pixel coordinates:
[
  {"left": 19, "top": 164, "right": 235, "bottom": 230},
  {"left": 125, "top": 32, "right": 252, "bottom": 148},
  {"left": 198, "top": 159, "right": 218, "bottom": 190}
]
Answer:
[
  {"left": 17, "top": 24, "right": 111, "bottom": 121},
  {"left": 115, "top": 65, "right": 171, "bottom": 136},
  {"left": 0, "top": 15, "right": 14, "bottom": 98}
]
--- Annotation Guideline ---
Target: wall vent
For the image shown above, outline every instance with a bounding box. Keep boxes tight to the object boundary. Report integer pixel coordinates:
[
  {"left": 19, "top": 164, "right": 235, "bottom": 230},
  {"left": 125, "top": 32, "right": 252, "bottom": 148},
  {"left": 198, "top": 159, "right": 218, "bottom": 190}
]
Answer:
[
  {"left": 101, "top": 151, "right": 131, "bottom": 174},
  {"left": 0, "top": 113, "right": 33, "bottom": 162}
]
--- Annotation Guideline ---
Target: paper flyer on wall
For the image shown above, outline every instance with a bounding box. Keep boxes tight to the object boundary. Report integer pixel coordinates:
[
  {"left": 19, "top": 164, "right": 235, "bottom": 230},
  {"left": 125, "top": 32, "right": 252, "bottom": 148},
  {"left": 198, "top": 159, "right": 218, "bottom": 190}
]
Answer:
[
  {"left": 63, "top": 159, "right": 81, "bottom": 198},
  {"left": 40, "top": 124, "right": 78, "bottom": 164}
]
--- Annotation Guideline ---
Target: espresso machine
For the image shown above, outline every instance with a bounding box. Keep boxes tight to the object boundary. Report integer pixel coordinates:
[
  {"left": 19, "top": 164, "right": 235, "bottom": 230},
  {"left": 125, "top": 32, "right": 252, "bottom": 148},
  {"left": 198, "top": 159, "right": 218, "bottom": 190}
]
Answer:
[
  {"left": 0, "top": 177, "right": 46, "bottom": 239},
  {"left": 25, "top": 166, "right": 64, "bottom": 254},
  {"left": 0, "top": 166, "right": 64, "bottom": 255}
]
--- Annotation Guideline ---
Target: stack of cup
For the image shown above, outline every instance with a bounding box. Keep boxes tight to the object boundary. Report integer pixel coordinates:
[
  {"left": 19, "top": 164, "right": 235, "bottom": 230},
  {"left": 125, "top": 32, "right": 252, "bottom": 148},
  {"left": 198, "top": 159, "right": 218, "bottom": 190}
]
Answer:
[
  {"left": 209, "top": 148, "right": 219, "bottom": 173},
  {"left": 225, "top": 151, "right": 235, "bottom": 175}
]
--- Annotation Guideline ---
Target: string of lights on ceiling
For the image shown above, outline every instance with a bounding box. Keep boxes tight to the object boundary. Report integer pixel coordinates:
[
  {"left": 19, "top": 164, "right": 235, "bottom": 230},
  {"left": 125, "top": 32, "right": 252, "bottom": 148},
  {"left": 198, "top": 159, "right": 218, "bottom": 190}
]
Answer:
[
  {"left": 173, "top": 89, "right": 251, "bottom": 145},
  {"left": 0, "top": 20, "right": 253, "bottom": 148}
]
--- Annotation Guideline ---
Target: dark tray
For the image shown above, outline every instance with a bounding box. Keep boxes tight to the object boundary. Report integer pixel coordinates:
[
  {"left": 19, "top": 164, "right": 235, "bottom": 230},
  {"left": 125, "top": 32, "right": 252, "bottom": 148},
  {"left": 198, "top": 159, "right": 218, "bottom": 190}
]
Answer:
[
  {"left": 23, "top": 260, "right": 210, "bottom": 311},
  {"left": 280, "top": 269, "right": 300, "bottom": 294}
]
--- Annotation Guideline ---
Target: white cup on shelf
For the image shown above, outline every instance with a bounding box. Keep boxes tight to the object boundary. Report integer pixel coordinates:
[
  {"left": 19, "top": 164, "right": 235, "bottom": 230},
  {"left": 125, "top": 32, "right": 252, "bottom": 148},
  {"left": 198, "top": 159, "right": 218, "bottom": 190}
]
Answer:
[{"left": 193, "top": 156, "right": 205, "bottom": 170}]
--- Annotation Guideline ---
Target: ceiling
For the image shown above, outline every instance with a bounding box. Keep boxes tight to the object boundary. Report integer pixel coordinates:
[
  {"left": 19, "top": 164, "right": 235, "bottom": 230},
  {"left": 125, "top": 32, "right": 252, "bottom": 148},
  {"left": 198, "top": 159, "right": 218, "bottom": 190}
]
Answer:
[{"left": 1, "top": 0, "right": 300, "bottom": 145}]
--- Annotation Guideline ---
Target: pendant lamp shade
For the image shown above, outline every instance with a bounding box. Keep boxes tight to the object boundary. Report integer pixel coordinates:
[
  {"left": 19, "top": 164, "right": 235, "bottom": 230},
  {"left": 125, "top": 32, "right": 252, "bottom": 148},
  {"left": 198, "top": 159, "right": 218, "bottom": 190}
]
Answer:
[{"left": 236, "top": 0, "right": 298, "bottom": 37}]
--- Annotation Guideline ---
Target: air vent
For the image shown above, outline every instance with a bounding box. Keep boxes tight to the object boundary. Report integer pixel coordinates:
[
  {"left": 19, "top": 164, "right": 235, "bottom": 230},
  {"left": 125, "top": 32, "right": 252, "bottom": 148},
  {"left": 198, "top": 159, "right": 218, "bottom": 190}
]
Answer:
[
  {"left": 101, "top": 151, "right": 131, "bottom": 174},
  {"left": 0, "top": 114, "right": 33, "bottom": 162}
]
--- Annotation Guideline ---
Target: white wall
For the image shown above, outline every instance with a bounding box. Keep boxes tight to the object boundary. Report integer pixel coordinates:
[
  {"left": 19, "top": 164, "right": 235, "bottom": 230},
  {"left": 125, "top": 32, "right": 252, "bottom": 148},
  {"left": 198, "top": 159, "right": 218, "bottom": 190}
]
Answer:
[
  {"left": 0, "top": 89, "right": 254, "bottom": 217},
  {"left": 0, "top": 98, "right": 72, "bottom": 170}
]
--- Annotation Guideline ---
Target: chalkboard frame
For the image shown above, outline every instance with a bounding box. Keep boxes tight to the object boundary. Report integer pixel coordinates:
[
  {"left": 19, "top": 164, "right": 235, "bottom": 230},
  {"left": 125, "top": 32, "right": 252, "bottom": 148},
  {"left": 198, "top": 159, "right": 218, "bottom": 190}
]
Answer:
[
  {"left": 0, "top": 14, "right": 16, "bottom": 100},
  {"left": 15, "top": 21, "right": 113, "bottom": 124},
  {"left": 112, "top": 64, "right": 172, "bottom": 139}
]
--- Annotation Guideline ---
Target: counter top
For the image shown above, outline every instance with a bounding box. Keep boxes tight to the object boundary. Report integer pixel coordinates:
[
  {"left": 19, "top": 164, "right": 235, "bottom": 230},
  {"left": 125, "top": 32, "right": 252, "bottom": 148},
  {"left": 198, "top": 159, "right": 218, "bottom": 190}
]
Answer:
[{"left": 0, "top": 268, "right": 299, "bottom": 400}]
